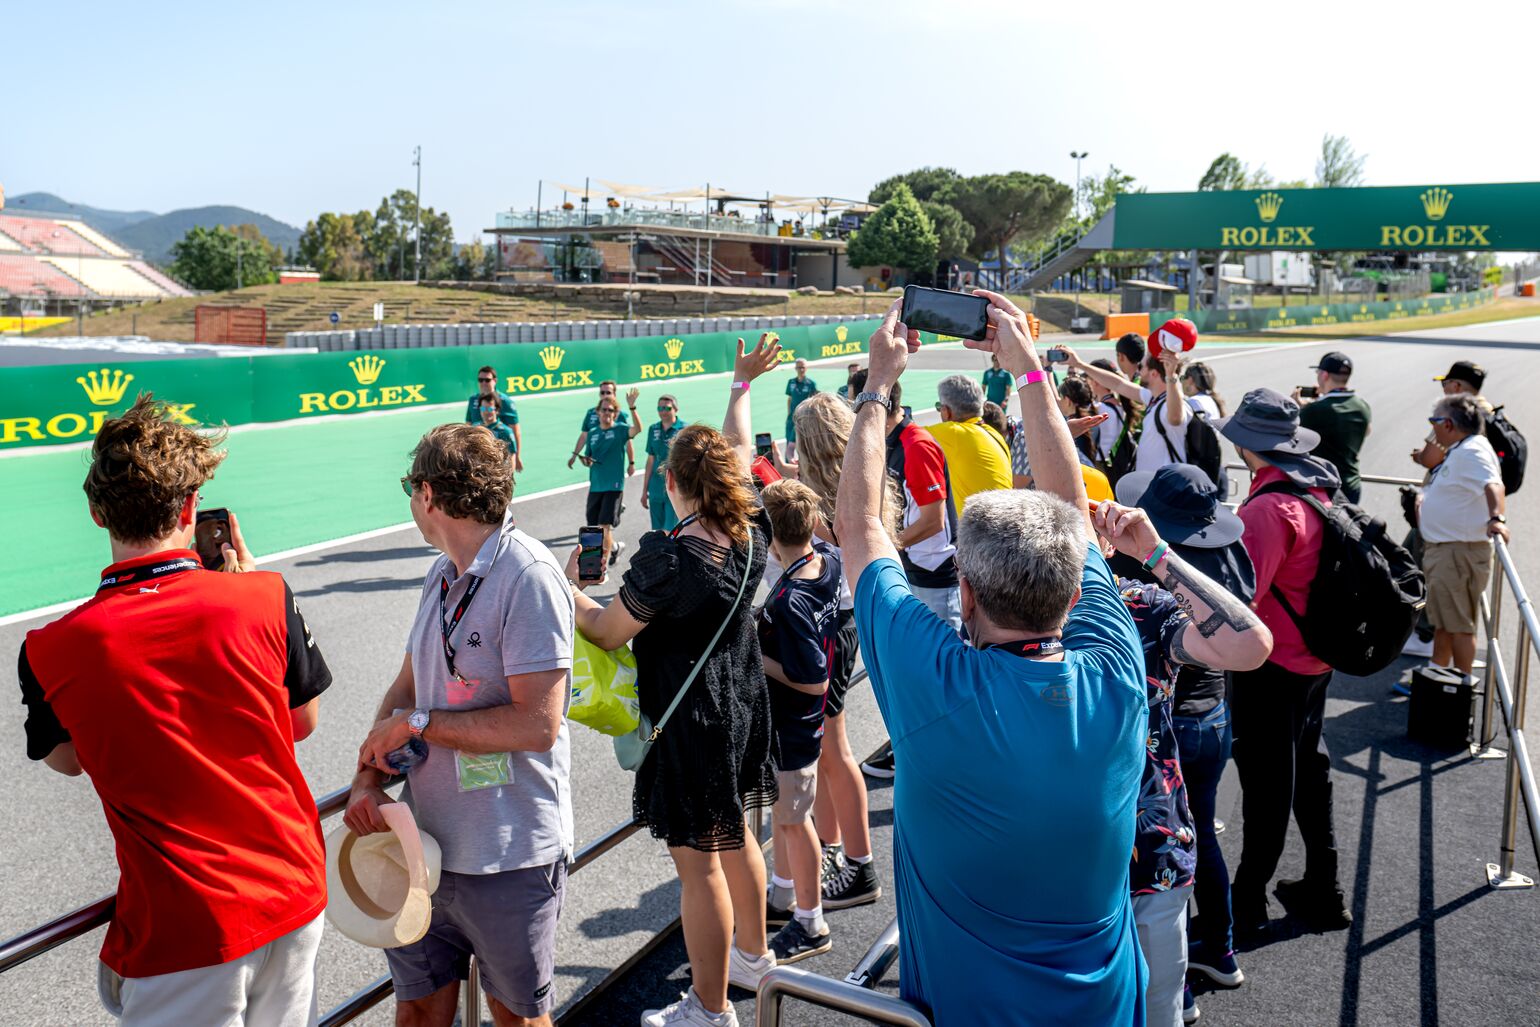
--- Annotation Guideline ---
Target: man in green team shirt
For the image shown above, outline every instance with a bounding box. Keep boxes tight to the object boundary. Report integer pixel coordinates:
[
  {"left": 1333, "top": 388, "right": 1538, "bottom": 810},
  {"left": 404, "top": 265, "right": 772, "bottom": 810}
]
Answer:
[
  {"left": 568, "top": 380, "right": 632, "bottom": 470},
  {"left": 1296, "top": 351, "right": 1372, "bottom": 503},
  {"left": 786, "top": 358, "right": 818, "bottom": 461},
  {"left": 580, "top": 395, "right": 633, "bottom": 564},
  {"left": 982, "top": 353, "right": 1013, "bottom": 407},
  {"left": 639, "top": 393, "right": 683, "bottom": 531}
]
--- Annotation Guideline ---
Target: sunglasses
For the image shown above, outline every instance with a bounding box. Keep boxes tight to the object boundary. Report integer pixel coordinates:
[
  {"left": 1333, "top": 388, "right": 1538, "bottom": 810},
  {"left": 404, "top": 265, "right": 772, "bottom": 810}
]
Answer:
[
  {"left": 478, "top": 376, "right": 495, "bottom": 382},
  {"left": 400, "top": 476, "right": 416, "bottom": 497},
  {"left": 657, "top": 405, "right": 675, "bottom": 412},
  {"left": 1428, "top": 416, "right": 1451, "bottom": 426},
  {"left": 599, "top": 407, "right": 619, "bottom": 414}
]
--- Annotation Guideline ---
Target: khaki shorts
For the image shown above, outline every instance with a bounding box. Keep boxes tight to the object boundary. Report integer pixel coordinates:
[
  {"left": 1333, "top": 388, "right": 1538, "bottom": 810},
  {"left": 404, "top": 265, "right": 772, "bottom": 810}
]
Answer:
[
  {"left": 1423, "top": 540, "right": 1493, "bottom": 634},
  {"left": 772, "top": 764, "right": 818, "bottom": 826}
]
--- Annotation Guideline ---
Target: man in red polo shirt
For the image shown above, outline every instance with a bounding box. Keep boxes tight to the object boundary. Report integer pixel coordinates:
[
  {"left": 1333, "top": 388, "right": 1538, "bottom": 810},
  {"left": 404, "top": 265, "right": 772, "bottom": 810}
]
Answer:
[{"left": 18, "top": 394, "right": 333, "bottom": 1025}]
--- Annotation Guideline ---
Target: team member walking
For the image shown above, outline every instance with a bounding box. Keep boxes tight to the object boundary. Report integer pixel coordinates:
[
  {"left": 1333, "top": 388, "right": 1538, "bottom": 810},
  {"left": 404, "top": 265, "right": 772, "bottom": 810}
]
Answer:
[
  {"left": 569, "top": 380, "right": 632, "bottom": 469},
  {"left": 581, "top": 396, "right": 633, "bottom": 563},
  {"left": 1296, "top": 352, "right": 1371, "bottom": 503},
  {"left": 785, "top": 358, "right": 818, "bottom": 461},
  {"left": 478, "top": 400, "right": 518, "bottom": 459},
  {"left": 348, "top": 423, "right": 573, "bottom": 1027},
  {"left": 21, "top": 395, "right": 333, "bottom": 1025},
  {"left": 641, "top": 392, "right": 684, "bottom": 532},
  {"left": 569, "top": 338, "right": 782, "bottom": 1027},
  {"left": 982, "top": 353, "right": 1013, "bottom": 408},
  {"left": 1217, "top": 389, "right": 1351, "bottom": 938},
  {"left": 467, "top": 365, "right": 523, "bottom": 472}
]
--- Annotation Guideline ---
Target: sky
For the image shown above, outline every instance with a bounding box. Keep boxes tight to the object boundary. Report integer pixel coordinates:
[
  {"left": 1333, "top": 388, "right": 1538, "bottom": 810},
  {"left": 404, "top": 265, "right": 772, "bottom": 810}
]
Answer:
[{"left": 7, "top": 0, "right": 1540, "bottom": 243}]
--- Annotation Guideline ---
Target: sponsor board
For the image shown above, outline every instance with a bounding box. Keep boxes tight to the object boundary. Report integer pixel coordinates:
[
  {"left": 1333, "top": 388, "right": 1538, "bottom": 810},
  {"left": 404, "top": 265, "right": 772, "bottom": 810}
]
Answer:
[{"left": 1150, "top": 287, "right": 1497, "bottom": 335}]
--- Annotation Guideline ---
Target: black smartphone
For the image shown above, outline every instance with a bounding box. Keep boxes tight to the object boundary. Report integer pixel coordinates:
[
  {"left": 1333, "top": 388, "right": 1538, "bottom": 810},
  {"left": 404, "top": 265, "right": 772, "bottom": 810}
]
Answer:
[
  {"left": 1298, "top": 385, "right": 1319, "bottom": 399},
  {"left": 900, "top": 285, "right": 990, "bottom": 341},
  {"left": 194, "top": 508, "right": 232, "bottom": 569},
  {"left": 1046, "top": 346, "right": 1069, "bottom": 364},
  {"left": 902, "top": 405, "right": 913, "bottom": 420},
  {"left": 755, "top": 432, "right": 773, "bottom": 459},
  {"left": 578, "top": 526, "right": 606, "bottom": 583}
]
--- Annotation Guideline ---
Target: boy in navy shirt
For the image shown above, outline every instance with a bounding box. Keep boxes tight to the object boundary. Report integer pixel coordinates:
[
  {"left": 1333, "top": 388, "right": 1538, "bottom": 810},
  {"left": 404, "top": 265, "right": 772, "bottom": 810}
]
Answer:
[{"left": 758, "top": 480, "right": 842, "bottom": 965}]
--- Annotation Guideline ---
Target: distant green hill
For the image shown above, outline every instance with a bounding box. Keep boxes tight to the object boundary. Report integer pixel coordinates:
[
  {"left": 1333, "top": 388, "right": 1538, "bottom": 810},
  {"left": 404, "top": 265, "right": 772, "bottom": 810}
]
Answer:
[{"left": 4, "top": 193, "right": 302, "bottom": 263}]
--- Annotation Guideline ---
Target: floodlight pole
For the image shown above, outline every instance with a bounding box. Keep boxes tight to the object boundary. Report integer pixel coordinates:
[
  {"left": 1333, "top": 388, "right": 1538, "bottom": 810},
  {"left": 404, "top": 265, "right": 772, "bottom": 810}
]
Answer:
[{"left": 413, "top": 145, "right": 423, "bottom": 284}]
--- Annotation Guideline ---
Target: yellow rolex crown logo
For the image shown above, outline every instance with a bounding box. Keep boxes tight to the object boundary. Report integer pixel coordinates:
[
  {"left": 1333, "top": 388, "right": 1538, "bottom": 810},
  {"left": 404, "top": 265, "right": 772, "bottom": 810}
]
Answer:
[
  {"left": 348, "top": 354, "right": 386, "bottom": 385},
  {"left": 835, "top": 325, "right": 849, "bottom": 342},
  {"left": 1321, "top": 306, "right": 1329, "bottom": 316},
  {"left": 77, "top": 368, "right": 134, "bottom": 405},
  {"left": 1254, "top": 192, "right": 1284, "bottom": 223},
  {"left": 664, "top": 337, "right": 685, "bottom": 360},
  {"left": 1360, "top": 304, "right": 1368, "bottom": 313},
  {"left": 539, "top": 345, "right": 565, "bottom": 371},
  {"left": 1420, "top": 187, "right": 1453, "bottom": 221}
]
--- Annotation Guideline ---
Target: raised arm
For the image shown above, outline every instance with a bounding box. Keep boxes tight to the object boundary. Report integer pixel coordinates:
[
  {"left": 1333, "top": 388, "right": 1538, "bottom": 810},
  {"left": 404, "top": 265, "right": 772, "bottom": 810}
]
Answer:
[
  {"left": 1160, "top": 350, "right": 1185, "bottom": 426},
  {"left": 723, "top": 333, "right": 782, "bottom": 470},
  {"left": 1064, "top": 345, "right": 1143, "bottom": 402},
  {"left": 625, "top": 388, "right": 644, "bottom": 439},
  {"left": 834, "top": 302, "right": 913, "bottom": 590},
  {"left": 975, "top": 289, "right": 1090, "bottom": 538},
  {"left": 1092, "top": 501, "right": 1272, "bottom": 671}
]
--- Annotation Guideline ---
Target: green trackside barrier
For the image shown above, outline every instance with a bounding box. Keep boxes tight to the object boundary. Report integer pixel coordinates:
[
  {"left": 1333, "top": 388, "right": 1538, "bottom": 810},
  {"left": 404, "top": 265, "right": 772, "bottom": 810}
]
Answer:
[
  {"left": 0, "top": 321, "right": 895, "bottom": 451},
  {"left": 1150, "top": 286, "right": 1499, "bottom": 334}
]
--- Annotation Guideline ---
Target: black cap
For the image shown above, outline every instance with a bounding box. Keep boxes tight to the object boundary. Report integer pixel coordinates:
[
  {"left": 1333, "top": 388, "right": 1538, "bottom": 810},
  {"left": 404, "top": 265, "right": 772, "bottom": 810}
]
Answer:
[
  {"left": 1311, "top": 351, "right": 1352, "bottom": 376},
  {"left": 1435, "top": 360, "right": 1485, "bottom": 390}
]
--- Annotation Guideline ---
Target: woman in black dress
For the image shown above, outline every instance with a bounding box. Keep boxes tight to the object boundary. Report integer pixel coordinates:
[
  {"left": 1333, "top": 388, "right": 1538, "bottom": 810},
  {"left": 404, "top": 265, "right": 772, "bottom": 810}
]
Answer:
[{"left": 569, "top": 337, "right": 783, "bottom": 1026}]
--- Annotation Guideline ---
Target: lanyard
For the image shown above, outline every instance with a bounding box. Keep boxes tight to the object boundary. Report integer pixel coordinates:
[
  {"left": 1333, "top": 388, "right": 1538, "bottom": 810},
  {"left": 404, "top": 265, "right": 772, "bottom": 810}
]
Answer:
[
  {"left": 985, "top": 636, "right": 1065, "bottom": 659},
  {"left": 437, "top": 528, "right": 508, "bottom": 681},
  {"left": 768, "top": 549, "right": 817, "bottom": 597},
  {"left": 98, "top": 556, "right": 201, "bottom": 592},
  {"left": 670, "top": 513, "right": 699, "bottom": 538}
]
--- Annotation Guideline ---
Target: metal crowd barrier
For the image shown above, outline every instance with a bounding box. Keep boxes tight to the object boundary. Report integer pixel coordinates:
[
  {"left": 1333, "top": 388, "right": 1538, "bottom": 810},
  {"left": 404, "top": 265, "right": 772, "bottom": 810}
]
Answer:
[{"left": 755, "top": 916, "right": 930, "bottom": 1027}]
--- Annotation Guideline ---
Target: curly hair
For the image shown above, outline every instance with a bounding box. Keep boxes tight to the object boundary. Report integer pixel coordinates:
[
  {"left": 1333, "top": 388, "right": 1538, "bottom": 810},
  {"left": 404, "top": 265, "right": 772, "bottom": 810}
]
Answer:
[
  {"left": 82, "top": 393, "right": 227, "bottom": 544},
  {"left": 665, "top": 423, "right": 757, "bottom": 546},
  {"left": 408, "top": 424, "right": 513, "bottom": 525},
  {"left": 793, "top": 392, "right": 902, "bottom": 538}
]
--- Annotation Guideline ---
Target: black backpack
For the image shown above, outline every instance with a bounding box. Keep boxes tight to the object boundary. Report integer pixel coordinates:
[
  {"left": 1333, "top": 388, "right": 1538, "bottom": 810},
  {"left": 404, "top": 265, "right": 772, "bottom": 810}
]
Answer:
[
  {"left": 1149, "top": 396, "right": 1225, "bottom": 487},
  {"left": 1104, "top": 409, "right": 1139, "bottom": 485},
  {"left": 1485, "top": 405, "right": 1526, "bottom": 495},
  {"left": 1247, "top": 481, "right": 1425, "bottom": 676}
]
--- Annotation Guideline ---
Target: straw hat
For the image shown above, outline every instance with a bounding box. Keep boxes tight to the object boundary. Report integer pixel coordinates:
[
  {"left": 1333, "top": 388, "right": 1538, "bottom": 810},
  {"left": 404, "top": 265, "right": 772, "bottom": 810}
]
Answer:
[{"left": 325, "top": 802, "right": 442, "bottom": 948}]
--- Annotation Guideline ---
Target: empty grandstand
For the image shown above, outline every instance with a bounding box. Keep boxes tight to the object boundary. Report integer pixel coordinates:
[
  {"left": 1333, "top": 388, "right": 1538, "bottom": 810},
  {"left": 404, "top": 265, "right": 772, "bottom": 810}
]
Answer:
[{"left": 0, "top": 212, "right": 191, "bottom": 322}]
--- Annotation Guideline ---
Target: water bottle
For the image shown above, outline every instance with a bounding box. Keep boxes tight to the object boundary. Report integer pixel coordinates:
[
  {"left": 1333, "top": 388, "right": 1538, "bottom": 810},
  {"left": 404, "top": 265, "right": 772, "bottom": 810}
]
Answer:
[{"left": 385, "top": 737, "right": 428, "bottom": 773}]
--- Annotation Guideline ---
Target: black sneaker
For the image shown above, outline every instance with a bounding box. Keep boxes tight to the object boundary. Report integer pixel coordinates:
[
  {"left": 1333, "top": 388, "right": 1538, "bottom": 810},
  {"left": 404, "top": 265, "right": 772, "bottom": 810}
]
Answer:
[
  {"left": 609, "top": 540, "right": 625, "bottom": 567},
  {"left": 861, "top": 741, "right": 895, "bottom": 779},
  {"left": 820, "top": 842, "right": 845, "bottom": 882},
  {"left": 822, "top": 858, "right": 881, "bottom": 910},
  {"left": 765, "top": 886, "right": 793, "bottom": 927},
  {"left": 1231, "top": 891, "right": 1271, "bottom": 944},
  {"left": 1274, "top": 878, "right": 1352, "bottom": 931},
  {"left": 769, "top": 918, "right": 832, "bottom": 965},
  {"left": 1186, "top": 942, "right": 1245, "bottom": 988}
]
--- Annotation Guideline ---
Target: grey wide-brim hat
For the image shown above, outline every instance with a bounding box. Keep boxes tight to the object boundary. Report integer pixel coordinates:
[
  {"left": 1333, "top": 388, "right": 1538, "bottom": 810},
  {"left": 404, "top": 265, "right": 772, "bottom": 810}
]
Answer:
[
  {"left": 1213, "top": 387, "right": 1320, "bottom": 455},
  {"left": 1115, "top": 466, "right": 1245, "bottom": 548}
]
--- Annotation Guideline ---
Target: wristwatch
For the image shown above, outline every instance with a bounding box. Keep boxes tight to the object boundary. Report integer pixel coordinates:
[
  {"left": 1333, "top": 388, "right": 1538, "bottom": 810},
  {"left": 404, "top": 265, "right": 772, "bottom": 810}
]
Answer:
[
  {"left": 1489, "top": 515, "right": 1507, "bottom": 524},
  {"left": 407, "top": 709, "right": 431, "bottom": 738},
  {"left": 852, "top": 390, "right": 891, "bottom": 413}
]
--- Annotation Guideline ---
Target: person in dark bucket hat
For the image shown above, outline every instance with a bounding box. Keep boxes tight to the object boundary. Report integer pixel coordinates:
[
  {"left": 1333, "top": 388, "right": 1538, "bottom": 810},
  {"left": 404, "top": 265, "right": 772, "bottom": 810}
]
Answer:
[
  {"left": 1110, "top": 463, "right": 1258, "bottom": 983},
  {"left": 1220, "top": 387, "right": 1352, "bottom": 940}
]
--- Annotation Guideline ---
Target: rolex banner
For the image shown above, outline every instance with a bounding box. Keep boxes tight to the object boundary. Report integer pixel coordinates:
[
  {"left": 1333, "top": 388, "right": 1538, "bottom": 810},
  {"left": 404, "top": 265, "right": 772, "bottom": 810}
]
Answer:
[
  {"left": 1113, "top": 183, "right": 1540, "bottom": 251},
  {"left": 1150, "top": 287, "right": 1498, "bottom": 335},
  {"left": 0, "top": 321, "right": 892, "bottom": 450}
]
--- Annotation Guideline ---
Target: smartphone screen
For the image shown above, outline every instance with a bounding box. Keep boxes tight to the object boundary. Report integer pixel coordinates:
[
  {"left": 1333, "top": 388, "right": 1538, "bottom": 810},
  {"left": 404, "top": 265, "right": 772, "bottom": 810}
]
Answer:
[
  {"left": 194, "top": 508, "right": 231, "bottom": 569},
  {"left": 1298, "top": 385, "right": 1319, "bottom": 399},
  {"left": 577, "top": 526, "right": 606, "bottom": 583},
  {"left": 900, "top": 285, "right": 990, "bottom": 341},
  {"left": 902, "top": 406, "right": 913, "bottom": 421},
  {"left": 1046, "top": 347, "right": 1069, "bottom": 364},
  {"left": 755, "top": 432, "right": 773, "bottom": 458}
]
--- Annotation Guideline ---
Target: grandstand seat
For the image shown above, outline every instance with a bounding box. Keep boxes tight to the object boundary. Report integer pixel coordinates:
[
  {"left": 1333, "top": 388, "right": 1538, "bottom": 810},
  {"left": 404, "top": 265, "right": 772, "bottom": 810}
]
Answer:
[
  {"left": 41, "top": 257, "right": 166, "bottom": 299},
  {"left": 0, "top": 254, "right": 90, "bottom": 298},
  {"left": 0, "top": 215, "right": 107, "bottom": 257},
  {"left": 127, "top": 262, "right": 193, "bottom": 297},
  {"left": 59, "top": 220, "right": 131, "bottom": 258}
]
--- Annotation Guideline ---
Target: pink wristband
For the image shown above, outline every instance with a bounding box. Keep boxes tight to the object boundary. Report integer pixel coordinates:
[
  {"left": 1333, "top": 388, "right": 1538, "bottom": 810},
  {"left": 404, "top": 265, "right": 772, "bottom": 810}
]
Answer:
[
  {"left": 1016, "top": 369, "right": 1048, "bottom": 388},
  {"left": 732, "top": 381, "right": 750, "bottom": 391}
]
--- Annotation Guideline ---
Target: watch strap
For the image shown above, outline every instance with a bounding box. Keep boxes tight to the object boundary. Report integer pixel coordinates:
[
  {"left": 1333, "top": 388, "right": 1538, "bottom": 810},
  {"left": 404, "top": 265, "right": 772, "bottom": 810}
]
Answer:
[{"left": 852, "top": 390, "right": 890, "bottom": 412}]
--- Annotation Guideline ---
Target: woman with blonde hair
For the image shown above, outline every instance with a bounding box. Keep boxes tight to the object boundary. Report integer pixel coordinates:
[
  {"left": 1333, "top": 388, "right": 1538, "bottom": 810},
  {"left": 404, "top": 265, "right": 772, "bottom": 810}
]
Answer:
[
  {"left": 568, "top": 337, "right": 783, "bottom": 1026},
  {"left": 772, "top": 391, "right": 891, "bottom": 916}
]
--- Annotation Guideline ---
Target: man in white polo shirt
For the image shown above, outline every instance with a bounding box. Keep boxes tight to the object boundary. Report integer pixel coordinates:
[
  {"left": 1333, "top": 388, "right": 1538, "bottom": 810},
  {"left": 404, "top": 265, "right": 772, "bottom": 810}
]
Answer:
[{"left": 347, "top": 423, "right": 574, "bottom": 1027}]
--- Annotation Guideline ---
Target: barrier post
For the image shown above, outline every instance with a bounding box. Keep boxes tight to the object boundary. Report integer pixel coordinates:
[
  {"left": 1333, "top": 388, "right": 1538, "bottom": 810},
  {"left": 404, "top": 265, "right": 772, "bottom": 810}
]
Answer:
[
  {"left": 1474, "top": 570, "right": 1507, "bottom": 758},
  {"left": 1491, "top": 619, "right": 1535, "bottom": 888}
]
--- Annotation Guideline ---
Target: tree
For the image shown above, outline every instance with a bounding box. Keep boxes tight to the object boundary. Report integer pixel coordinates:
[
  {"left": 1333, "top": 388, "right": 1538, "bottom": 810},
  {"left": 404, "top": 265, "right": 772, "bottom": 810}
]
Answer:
[
  {"left": 168, "top": 224, "right": 278, "bottom": 291},
  {"left": 870, "top": 167, "right": 962, "bottom": 206},
  {"left": 948, "top": 172, "right": 1072, "bottom": 273},
  {"left": 298, "top": 212, "right": 371, "bottom": 281},
  {"left": 1198, "top": 154, "right": 1246, "bottom": 192},
  {"left": 1316, "top": 134, "right": 1366, "bottom": 188},
  {"left": 921, "top": 200, "right": 974, "bottom": 262},
  {"left": 453, "top": 239, "right": 493, "bottom": 281},
  {"left": 846, "top": 184, "right": 939, "bottom": 275}
]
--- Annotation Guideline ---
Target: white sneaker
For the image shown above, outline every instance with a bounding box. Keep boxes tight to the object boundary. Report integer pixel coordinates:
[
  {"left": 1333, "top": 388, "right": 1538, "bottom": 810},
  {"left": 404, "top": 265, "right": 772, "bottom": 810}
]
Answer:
[
  {"left": 641, "top": 988, "right": 739, "bottom": 1026},
  {"left": 727, "top": 944, "right": 775, "bottom": 991},
  {"left": 1401, "top": 634, "right": 1434, "bottom": 658}
]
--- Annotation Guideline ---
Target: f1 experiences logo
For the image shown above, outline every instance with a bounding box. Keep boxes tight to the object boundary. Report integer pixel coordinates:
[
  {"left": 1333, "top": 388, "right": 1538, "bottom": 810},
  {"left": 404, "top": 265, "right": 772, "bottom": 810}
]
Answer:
[
  {"left": 297, "top": 354, "right": 428, "bottom": 413},
  {"left": 1, "top": 367, "right": 198, "bottom": 446}
]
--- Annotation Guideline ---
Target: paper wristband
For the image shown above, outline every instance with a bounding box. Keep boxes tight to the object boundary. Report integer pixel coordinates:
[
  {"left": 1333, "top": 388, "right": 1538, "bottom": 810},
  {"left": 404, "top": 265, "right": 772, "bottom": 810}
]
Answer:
[{"left": 1016, "top": 370, "right": 1048, "bottom": 388}]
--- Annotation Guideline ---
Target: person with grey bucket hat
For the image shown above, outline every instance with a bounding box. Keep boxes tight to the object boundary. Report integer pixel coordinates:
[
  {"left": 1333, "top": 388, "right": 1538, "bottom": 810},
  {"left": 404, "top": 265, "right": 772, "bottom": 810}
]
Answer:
[
  {"left": 1215, "top": 388, "right": 1353, "bottom": 940},
  {"left": 1113, "top": 465, "right": 1258, "bottom": 996}
]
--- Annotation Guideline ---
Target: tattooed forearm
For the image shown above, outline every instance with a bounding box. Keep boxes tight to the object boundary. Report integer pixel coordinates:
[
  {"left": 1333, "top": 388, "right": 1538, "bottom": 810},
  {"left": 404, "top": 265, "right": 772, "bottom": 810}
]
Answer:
[{"left": 1156, "top": 552, "right": 1259, "bottom": 639}]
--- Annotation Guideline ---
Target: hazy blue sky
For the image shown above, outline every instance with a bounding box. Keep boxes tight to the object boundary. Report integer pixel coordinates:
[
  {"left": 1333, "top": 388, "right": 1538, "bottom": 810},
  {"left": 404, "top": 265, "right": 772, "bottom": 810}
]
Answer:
[{"left": 7, "top": 0, "right": 1539, "bottom": 241}]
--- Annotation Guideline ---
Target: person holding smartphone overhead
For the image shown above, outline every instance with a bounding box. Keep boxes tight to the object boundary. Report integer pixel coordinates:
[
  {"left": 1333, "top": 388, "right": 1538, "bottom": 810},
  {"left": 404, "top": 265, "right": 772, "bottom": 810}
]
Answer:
[
  {"left": 785, "top": 358, "right": 818, "bottom": 461},
  {"left": 641, "top": 393, "right": 684, "bottom": 532},
  {"left": 567, "top": 337, "right": 782, "bottom": 1026}
]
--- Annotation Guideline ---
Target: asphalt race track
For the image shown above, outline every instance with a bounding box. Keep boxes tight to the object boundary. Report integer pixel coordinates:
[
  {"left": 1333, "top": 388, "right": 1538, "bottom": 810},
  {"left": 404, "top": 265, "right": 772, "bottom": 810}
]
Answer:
[{"left": 1, "top": 317, "right": 1537, "bottom": 1025}]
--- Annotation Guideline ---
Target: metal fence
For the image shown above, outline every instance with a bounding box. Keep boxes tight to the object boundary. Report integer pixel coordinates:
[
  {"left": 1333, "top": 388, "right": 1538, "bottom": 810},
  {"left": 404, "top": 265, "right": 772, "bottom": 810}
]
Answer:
[{"left": 286, "top": 313, "right": 883, "bottom": 353}]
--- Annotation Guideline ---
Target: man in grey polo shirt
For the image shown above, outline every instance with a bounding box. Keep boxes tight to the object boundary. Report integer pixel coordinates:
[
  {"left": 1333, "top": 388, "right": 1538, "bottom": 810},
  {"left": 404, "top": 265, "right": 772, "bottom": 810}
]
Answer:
[{"left": 347, "top": 423, "right": 573, "bottom": 1027}]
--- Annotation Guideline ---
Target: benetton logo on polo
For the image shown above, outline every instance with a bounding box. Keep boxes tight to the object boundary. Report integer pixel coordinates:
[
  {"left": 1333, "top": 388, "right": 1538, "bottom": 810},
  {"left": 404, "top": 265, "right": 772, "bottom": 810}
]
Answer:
[
  {"left": 1, "top": 366, "right": 196, "bottom": 445},
  {"left": 298, "top": 353, "right": 428, "bottom": 414}
]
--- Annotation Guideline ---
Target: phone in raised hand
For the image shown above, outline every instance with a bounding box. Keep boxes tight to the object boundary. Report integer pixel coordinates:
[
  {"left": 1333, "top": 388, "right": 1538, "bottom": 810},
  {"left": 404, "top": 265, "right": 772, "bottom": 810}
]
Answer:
[
  {"left": 194, "top": 508, "right": 233, "bottom": 569},
  {"left": 577, "top": 526, "right": 607, "bottom": 583},
  {"left": 900, "top": 285, "right": 991, "bottom": 341}
]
